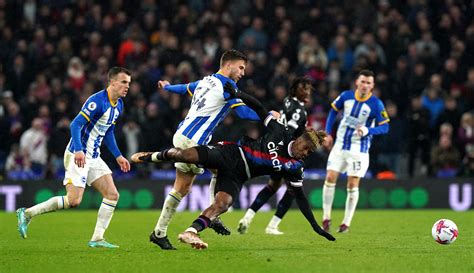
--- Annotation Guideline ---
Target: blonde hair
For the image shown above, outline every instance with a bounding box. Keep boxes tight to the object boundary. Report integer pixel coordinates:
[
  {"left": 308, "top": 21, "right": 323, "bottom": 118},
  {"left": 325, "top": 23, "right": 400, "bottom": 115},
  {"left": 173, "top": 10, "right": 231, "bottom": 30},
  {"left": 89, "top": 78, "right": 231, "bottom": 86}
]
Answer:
[{"left": 303, "top": 128, "right": 327, "bottom": 150}]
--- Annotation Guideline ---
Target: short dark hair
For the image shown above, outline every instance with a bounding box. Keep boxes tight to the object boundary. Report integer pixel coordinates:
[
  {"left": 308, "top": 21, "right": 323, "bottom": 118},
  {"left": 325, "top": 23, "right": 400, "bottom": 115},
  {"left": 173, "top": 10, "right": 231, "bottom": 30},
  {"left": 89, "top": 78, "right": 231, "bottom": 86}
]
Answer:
[
  {"left": 220, "top": 49, "right": 248, "bottom": 66},
  {"left": 289, "top": 77, "right": 313, "bottom": 97},
  {"left": 108, "top": 66, "right": 131, "bottom": 82},
  {"left": 358, "top": 69, "right": 375, "bottom": 78}
]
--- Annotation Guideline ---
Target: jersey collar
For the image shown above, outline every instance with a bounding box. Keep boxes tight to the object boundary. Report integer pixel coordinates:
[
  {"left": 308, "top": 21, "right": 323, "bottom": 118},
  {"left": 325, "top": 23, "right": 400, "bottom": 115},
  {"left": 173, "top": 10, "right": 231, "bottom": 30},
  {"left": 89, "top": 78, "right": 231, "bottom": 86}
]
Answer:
[
  {"left": 354, "top": 90, "right": 372, "bottom": 102},
  {"left": 106, "top": 89, "right": 118, "bottom": 107},
  {"left": 291, "top": 96, "right": 305, "bottom": 106}
]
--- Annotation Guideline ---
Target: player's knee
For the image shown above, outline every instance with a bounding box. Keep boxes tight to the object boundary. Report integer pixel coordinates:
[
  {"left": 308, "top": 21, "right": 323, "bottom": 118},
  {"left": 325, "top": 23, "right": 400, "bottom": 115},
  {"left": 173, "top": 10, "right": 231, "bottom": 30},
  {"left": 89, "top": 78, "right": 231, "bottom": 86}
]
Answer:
[
  {"left": 213, "top": 200, "right": 231, "bottom": 214},
  {"left": 326, "top": 174, "right": 338, "bottom": 183},
  {"left": 174, "top": 183, "right": 192, "bottom": 196},
  {"left": 347, "top": 176, "right": 360, "bottom": 186},
  {"left": 68, "top": 197, "right": 82, "bottom": 208},
  {"left": 105, "top": 190, "right": 119, "bottom": 201}
]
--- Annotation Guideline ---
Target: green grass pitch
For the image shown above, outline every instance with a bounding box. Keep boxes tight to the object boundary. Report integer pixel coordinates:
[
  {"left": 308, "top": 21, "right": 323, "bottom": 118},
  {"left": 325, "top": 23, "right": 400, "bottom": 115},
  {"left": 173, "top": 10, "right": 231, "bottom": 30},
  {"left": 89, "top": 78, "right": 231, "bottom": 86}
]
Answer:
[{"left": 1, "top": 210, "right": 473, "bottom": 273}]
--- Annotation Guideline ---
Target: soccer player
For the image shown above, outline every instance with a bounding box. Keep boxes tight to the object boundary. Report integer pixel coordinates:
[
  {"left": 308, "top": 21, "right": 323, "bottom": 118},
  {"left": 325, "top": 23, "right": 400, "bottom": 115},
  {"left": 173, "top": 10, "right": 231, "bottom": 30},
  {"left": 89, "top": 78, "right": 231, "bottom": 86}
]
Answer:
[
  {"left": 322, "top": 69, "right": 390, "bottom": 233},
  {"left": 16, "top": 67, "right": 132, "bottom": 248},
  {"left": 238, "top": 77, "right": 313, "bottom": 235},
  {"left": 131, "top": 83, "right": 336, "bottom": 249},
  {"left": 149, "top": 49, "right": 271, "bottom": 250}
]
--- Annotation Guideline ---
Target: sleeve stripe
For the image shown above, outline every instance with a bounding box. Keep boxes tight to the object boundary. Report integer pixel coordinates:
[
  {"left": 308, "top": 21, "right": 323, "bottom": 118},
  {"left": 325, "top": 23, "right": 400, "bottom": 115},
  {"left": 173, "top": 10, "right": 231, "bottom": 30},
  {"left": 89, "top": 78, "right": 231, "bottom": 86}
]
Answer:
[
  {"left": 230, "top": 102, "right": 245, "bottom": 108},
  {"left": 264, "top": 115, "right": 273, "bottom": 127},
  {"left": 186, "top": 84, "right": 193, "bottom": 97},
  {"left": 331, "top": 103, "right": 339, "bottom": 111},
  {"left": 80, "top": 111, "right": 90, "bottom": 122},
  {"left": 288, "top": 120, "right": 299, "bottom": 129},
  {"left": 290, "top": 181, "right": 303, "bottom": 187},
  {"left": 378, "top": 119, "right": 390, "bottom": 125}
]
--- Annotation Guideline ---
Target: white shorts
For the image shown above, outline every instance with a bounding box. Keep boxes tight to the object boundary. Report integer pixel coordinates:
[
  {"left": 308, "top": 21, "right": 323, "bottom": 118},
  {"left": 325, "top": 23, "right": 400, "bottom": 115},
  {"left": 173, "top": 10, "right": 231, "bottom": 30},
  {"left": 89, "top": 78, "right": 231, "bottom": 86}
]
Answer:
[
  {"left": 326, "top": 148, "right": 370, "bottom": 177},
  {"left": 172, "top": 133, "right": 204, "bottom": 175},
  {"left": 63, "top": 150, "right": 112, "bottom": 188}
]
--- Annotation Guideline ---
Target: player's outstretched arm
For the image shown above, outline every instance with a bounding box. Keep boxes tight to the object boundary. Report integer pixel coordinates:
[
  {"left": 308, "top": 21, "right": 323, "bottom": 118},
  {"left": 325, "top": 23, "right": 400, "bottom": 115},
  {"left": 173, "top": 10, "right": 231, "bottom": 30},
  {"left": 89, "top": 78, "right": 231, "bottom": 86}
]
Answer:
[
  {"left": 224, "top": 82, "right": 268, "bottom": 120},
  {"left": 291, "top": 184, "right": 336, "bottom": 241},
  {"left": 158, "top": 80, "right": 199, "bottom": 96}
]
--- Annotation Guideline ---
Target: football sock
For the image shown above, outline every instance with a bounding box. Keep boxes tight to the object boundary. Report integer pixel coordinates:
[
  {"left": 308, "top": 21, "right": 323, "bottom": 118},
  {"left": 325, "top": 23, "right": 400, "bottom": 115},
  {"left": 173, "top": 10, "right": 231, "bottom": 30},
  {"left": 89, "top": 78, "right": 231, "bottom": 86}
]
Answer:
[
  {"left": 275, "top": 190, "right": 294, "bottom": 218},
  {"left": 152, "top": 149, "right": 171, "bottom": 162},
  {"left": 267, "top": 215, "right": 282, "bottom": 229},
  {"left": 342, "top": 187, "right": 359, "bottom": 226},
  {"left": 26, "top": 196, "right": 70, "bottom": 218},
  {"left": 242, "top": 208, "right": 256, "bottom": 222},
  {"left": 91, "top": 198, "right": 117, "bottom": 242},
  {"left": 322, "top": 181, "right": 336, "bottom": 220},
  {"left": 209, "top": 174, "right": 217, "bottom": 204},
  {"left": 190, "top": 215, "right": 211, "bottom": 232},
  {"left": 249, "top": 184, "right": 277, "bottom": 212},
  {"left": 154, "top": 189, "right": 182, "bottom": 238}
]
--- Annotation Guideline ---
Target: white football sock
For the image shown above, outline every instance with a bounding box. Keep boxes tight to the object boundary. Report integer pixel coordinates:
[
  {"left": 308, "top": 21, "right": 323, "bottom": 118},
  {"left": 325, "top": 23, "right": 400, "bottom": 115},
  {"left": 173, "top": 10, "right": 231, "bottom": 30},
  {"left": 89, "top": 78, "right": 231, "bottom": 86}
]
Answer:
[
  {"left": 26, "top": 196, "right": 70, "bottom": 218},
  {"left": 91, "top": 198, "right": 117, "bottom": 242},
  {"left": 243, "top": 209, "right": 256, "bottom": 223},
  {"left": 185, "top": 227, "right": 198, "bottom": 234},
  {"left": 209, "top": 174, "right": 217, "bottom": 205},
  {"left": 267, "top": 215, "right": 282, "bottom": 229},
  {"left": 322, "top": 181, "right": 336, "bottom": 220},
  {"left": 154, "top": 189, "right": 182, "bottom": 238},
  {"left": 342, "top": 187, "right": 359, "bottom": 226}
]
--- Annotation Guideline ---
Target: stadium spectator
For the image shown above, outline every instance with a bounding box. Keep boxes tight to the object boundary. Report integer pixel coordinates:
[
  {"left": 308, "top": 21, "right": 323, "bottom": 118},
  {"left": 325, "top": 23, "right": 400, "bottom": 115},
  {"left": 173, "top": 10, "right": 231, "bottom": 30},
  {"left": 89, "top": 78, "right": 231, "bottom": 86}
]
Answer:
[
  {"left": 5, "top": 144, "right": 30, "bottom": 175},
  {"left": 430, "top": 135, "right": 460, "bottom": 178},
  {"left": 375, "top": 101, "right": 404, "bottom": 177},
  {"left": 457, "top": 112, "right": 474, "bottom": 175},
  {"left": 422, "top": 87, "right": 445, "bottom": 130},
  {"left": 48, "top": 117, "right": 71, "bottom": 178},
  {"left": 19, "top": 118, "right": 48, "bottom": 178},
  {"left": 407, "top": 95, "right": 431, "bottom": 177}
]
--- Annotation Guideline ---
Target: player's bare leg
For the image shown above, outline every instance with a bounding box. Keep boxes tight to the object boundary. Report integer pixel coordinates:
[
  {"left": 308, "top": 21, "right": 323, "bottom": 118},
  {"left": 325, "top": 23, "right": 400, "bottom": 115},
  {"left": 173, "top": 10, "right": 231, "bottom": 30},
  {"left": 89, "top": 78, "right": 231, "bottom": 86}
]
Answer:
[
  {"left": 322, "top": 170, "right": 339, "bottom": 232},
  {"left": 179, "top": 192, "right": 233, "bottom": 249},
  {"left": 338, "top": 176, "right": 360, "bottom": 233},
  {"left": 17, "top": 184, "right": 79, "bottom": 239},
  {"left": 88, "top": 174, "right": 120, "bottom": 248},
  {"left": 133, "top": 148, "right": 231, "bottom": 239},
  {"left": 207, "top": 170, "right": 231, "bottom": 235}
]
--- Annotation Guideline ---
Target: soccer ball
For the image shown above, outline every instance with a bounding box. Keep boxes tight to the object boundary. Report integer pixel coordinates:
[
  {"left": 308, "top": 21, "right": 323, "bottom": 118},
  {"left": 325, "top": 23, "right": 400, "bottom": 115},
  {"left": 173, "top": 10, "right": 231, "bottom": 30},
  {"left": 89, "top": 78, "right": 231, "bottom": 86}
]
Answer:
[{"left": 432, "top": 219, "right": 458, "bottom": 245}]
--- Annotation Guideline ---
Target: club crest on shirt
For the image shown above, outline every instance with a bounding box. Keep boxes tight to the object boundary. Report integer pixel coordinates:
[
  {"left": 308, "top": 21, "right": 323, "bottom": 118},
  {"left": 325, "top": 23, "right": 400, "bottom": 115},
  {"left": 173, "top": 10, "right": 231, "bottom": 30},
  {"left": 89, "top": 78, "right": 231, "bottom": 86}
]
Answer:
[{"left": 88, "top": 102, "right": 97, "bottom": 111}]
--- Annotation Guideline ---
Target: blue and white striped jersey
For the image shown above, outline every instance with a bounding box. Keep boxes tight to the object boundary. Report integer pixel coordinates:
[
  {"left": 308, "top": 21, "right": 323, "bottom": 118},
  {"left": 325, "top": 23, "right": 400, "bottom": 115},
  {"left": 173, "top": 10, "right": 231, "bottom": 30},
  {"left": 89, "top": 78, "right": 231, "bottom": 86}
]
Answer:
[
  {"left": 173, "top": 73, "right": 255, "bottom": 145},
  {"left": 331, "top": 90, "right": 389, "bottom": 153},
  {"left": 67, "top": 90, "right": 122, "bottom": 158}
]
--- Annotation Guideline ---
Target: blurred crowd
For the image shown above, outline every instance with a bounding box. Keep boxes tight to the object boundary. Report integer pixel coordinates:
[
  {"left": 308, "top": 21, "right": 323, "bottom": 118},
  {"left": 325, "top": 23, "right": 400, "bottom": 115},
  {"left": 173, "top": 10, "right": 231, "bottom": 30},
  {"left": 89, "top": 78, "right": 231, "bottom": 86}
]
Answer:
[{"left": 0, "top": 0, "right": 473, "bottom": 180}]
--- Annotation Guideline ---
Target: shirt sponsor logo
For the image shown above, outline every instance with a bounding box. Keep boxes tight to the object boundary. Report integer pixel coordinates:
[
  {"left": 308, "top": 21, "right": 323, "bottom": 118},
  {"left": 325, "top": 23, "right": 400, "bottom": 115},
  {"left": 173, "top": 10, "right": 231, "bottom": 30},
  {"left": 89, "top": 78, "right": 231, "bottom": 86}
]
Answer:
[{"left": 267, "top": 142, "right": 282, "bottom": 171}]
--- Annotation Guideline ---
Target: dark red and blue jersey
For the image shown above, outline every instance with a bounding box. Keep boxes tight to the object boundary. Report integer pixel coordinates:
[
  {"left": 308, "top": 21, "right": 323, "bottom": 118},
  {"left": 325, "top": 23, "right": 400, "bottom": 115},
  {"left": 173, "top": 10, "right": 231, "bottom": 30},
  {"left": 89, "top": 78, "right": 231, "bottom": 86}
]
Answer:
[{"left": 237, "top": 116, "right": 305, "bottom": 186}]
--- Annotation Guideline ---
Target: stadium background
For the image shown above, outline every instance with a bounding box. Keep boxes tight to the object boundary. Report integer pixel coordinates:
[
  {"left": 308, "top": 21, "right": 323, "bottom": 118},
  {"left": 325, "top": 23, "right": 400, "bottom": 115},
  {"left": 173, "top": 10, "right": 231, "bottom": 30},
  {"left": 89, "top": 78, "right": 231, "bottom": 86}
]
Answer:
[{"left": 0, "top": 0, "right": 473, "bottom": 211}]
